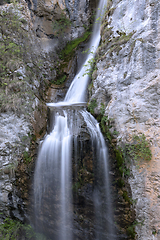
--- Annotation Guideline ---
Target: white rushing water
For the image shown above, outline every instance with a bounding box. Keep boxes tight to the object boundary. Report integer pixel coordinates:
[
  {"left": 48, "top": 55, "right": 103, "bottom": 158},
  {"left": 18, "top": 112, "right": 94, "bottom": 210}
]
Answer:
[
  {"left": 47, "top": 0, "right": 106, "bottom": 105},
  {"left": 34, "top": 0, "right": 115, "bottom": 239}
]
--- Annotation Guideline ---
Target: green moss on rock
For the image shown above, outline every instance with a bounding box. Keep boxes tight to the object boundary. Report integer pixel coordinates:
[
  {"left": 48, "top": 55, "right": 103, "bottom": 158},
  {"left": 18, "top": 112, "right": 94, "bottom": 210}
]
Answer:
[{"left": 60, "top": 31, "right": 91, "bottom": 60}]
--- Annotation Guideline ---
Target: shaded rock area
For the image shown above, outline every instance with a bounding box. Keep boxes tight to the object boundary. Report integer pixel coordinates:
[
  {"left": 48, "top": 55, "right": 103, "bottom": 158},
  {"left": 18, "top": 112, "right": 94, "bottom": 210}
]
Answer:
[
  {"left": 71, "top": 137, "right": 132, "bottom": 240},
  {"left": 25, "top": 0, "right": 98, "bottom": 51}
]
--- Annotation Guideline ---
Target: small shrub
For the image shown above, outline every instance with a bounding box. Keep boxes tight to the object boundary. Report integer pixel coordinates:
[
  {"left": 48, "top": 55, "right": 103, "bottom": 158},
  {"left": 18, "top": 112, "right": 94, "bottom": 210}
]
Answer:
[
  {"left": 0, "top": 218, "right": 49, "bottom": 240},
  {"left": 53, "top": 74, "right": 67, "bottom": 85},
  {"left": 98, "top": 103, "right": 112, "bottom": 142},
  {"left": 23, "top": 151, "right": 32, "bottom": 163},
  {"left": 125, "top": 134, "right": 152, "bottom": 162},
  {"left": 126, "top": 224, "right": 136, "bottom": 239},
  {"left": 87, "top": 98, "right": 97, "bottom": 114},
  {"left": 0, "top": 218, "right": 22, "bottom": 240}
]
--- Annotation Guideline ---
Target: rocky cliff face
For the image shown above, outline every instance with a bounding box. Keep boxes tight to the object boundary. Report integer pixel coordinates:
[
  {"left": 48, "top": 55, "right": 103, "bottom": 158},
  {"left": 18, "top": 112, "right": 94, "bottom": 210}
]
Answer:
[
  {"left": 90, "top": 0, "right": 160, "bottom": 239},
  {"left": 0, "top": 0, "right": 95, "bottom": 223},
  {"left": 1, "top": 0, "right": 160, "bottom": 239},
  {"left": 25, "top": 0, "right": 97, "bottom": 50}
]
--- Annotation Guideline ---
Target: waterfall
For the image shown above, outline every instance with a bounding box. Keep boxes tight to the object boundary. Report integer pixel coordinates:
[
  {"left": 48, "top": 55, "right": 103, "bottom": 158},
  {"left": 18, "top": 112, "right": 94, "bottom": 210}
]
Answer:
[{"left": 34, "top": 0, "right": 115, "bottom": 239}]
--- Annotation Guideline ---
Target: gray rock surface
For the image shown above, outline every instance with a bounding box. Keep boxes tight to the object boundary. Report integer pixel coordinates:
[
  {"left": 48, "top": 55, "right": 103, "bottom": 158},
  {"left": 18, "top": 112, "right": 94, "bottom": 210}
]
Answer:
[
  {"left": 0, "top": 0, "right": 94, "bottom": 222},
  {"left": 27, "top": 0, "right": 95, "bottom": 52},
  {"left": 0, "top": 113, "right": 30, "bottom": 219},
  {"left": 91, "top": 0, "right": 160, "bottom": 239}
]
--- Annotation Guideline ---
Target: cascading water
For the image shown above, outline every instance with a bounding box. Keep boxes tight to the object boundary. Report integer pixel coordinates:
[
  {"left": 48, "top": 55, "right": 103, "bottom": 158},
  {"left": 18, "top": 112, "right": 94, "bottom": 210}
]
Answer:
[{"left": 34, "top": 0, "right": 115, "bottom": 239}]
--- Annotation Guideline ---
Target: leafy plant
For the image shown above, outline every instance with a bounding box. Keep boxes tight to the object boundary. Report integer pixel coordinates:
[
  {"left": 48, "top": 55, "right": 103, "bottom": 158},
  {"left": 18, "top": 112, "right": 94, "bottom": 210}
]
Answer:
[
  {"left": 98, "top": 103, "right": 113, "bottom": 142},
  {"left": 125, "top": 134, "right": 152, "bottom": 162},
  {"left": 0, "top": 218, "right": 22, "bottom": 240},
  {"left": 87, "top": 98, "right": 97, "bottom": 114},
  {"left": 83, "top": 57, "right": 97, "bottom": 77},
  {"left": 0, "top": 217, "right": 50, "bottom": 240},
  {"left": 52, "top": 74, "right": 67, "bottom": 85},
  {"left": 23, "top": 151, "right": 32, "bottom": 163}
]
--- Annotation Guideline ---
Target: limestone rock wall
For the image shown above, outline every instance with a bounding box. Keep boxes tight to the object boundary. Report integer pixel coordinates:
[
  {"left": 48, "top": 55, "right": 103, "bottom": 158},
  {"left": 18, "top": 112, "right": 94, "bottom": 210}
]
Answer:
[
  {"left": 0, "top": 0, "right": 94, "bottom": 222},
  {"left": 90, "top": 0, "right": 160, "bottom": 239}
]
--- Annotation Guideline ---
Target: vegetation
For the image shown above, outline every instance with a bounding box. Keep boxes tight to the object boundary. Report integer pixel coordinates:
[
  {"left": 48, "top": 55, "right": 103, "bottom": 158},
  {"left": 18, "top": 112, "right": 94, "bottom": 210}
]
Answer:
[
  {"left": 53, "top": 74, "right": 67, "bottom": 85},
  {"left": 0, "top": 218, "right": 23, "bottom": 240},
  {"left": 0, "top": 217, "right": 49, "bottom": 240},
  {"left": 0, "top": 3, "right": 35, "bottom": 113},
  {"left": 98, "top": 29, "right": 135, "bottom": 60},
  {"left": 83, "top": 57, "right": 98, "bottom": 78},
  {"left": 52, "top": 12, "right": 71, "bottom": 36},
  {"left": 126, "top": 221, "right": 137, "bottom": 239},
  {"left": 87, "top": 100, "right": 152, "bottom": 238},
  {"left": 52, "top": 68, "right": 67, "bottom": 85},
  {"left": 124, "top": 134, "right": 152, "bottom": 162},
  {"left": 0, "top": 5, "right": 26, "bottom": 84},
  {"left": 87, "top": 102, "right": 138, "bottom": 238},
  {"left": 97, "top": 0, "right": 135, "bottom": 62},
  {"left": 90, "top": 102, "right": 152, "bottom": 172},
  {"left": 98, "top": 103, "right": 113, "bottom": 142},
  {"left": 113, "top": 133, "right": 152, "bottom": 180},
  {"left": 60, "top": 30, "right": 91, "bottom": 60},
  {"left": 23, "top": 151, "right": 32, "bottom": 164},
  {"left": 52, "top": 28, "right": 92, "bottom": 85},
  {"left": 87, "top": 98, "right": 97, "bottom": 114}
]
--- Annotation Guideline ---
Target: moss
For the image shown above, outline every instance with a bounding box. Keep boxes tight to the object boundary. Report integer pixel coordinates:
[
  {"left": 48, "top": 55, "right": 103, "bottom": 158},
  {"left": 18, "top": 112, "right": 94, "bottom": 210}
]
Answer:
[
  {"left": 95, "top": 103, "right": 113, "bottom": 143},
  {"left": 60, "top": 30, "right": 91, "bottom": 60},
  {"left": 52, "top": 73, "right": 67, "bottom": 85},
  {"left": 126, "top": 224, "right": 136, "bottom": 239},
  {"left": 117, "top": 178, "right": 125, "bottom": 188},
  {"left": 152, "top": 230, "right": 157, "bottom": 235},
  {"left": 115, "top": 149, "right": 123, "bottom": 168},
  {"left": 122, "top": 191, "right": 132, "bottom": 204},
  {"left": 51, "top": 29, "right": 92, "bottom": 86}
]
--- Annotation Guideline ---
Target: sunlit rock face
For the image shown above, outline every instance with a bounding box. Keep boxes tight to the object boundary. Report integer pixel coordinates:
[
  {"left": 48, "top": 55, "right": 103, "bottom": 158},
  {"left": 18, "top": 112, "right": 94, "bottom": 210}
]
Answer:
[{"left": 91, "top": 0, "right": 160, "bottom": 239}]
